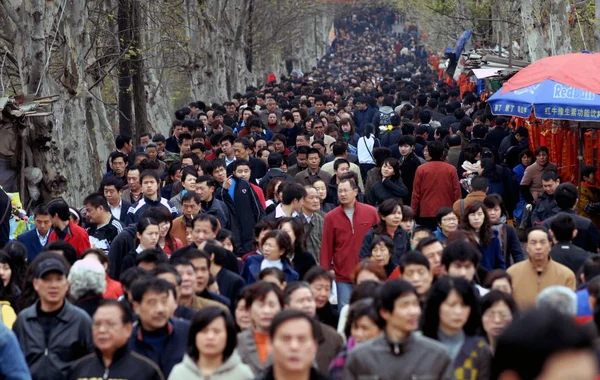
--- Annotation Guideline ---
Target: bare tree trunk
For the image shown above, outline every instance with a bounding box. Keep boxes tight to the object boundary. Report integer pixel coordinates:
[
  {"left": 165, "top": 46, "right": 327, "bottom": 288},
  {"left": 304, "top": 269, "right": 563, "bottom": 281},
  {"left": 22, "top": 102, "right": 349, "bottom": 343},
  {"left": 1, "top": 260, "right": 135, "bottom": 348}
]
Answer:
[
  {"left": 521, "top": 0, "right": 572, "bottom": 61},
  {"left": 117, "top": 0, "right": 133, "bottom": 137},
  {"left": 131, "top": 0, "right": 148, "bottom": 144}
]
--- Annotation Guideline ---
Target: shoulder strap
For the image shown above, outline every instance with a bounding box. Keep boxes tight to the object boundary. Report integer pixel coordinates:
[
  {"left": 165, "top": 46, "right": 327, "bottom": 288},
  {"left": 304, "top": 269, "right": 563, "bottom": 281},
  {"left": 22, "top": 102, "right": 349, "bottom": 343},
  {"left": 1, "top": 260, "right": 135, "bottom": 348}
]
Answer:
[{"left": 460, "top": 199, "right": 465, "bottom": 217}]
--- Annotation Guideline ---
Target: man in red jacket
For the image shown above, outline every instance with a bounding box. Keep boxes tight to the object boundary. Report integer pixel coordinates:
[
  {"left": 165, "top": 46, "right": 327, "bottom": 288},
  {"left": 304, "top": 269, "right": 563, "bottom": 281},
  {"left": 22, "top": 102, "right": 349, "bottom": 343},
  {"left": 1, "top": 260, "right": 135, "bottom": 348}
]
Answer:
[
  {"left": 320, "top": 178, "right": 379, "bottom": 309},
  {"left": 48, "top": 199, "right": 91, "bottom": 257},
  {"left": 411, "top": 140, "right": 462, "bottom": 231}
]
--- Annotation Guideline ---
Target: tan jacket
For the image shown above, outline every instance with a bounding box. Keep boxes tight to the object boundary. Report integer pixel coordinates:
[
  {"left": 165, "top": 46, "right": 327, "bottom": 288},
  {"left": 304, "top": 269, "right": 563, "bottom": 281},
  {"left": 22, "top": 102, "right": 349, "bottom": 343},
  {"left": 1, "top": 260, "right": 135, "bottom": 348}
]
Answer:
[
  {"left": 507, "top": 258, "right": 576, "bottom": 309},
  {"left": 170, "top": 215, "right": 188, "bottom": 246},
  {"left": 453, "top": 191, "right": 487, "bottom": 219}
]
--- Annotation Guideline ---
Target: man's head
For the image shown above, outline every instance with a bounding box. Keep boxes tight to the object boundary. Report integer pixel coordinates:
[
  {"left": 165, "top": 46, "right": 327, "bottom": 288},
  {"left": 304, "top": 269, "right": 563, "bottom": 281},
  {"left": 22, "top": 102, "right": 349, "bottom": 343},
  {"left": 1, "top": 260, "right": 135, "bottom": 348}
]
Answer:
[
  {"left": 92, "top": 299, "right": 134, "bottom": 355},
  {"left": 399, "top": 251, "right": 433, "bottom": 299},
  {"left": 110, "top": 152, "right": 128, "bottom": 177},
  {"left": 209, "top": 159, "right": 227, "bottom": 184},
  {"left": 541, "top": 171, "right": 560, "bottom": 196},
  {"left": 269, "top": 309, "right": 319, "bottom": 375},
  {"left": 83, "top": 193, "right": 111, "bottom": 225},
  {"left": 535, "top": 146, "right": 550, "bottom": 166},
  {"left": 195, "top": 175, "right": 215, "bottom": 203},
  {"left": 334, "top": 158, "right": 350, "bottom": 179},
  {"left": 131, "top": 277, "right": 174, "bottom": 330},
  {"left": 377, "top": 279, "right": 421, "bottom": 336},
  {"left": 515, "top": 127, "right": 529, "bottom": 142},
  {"left": 549, "top": 213, "right": 577, "bottom": 243},
  {"left": 233, "top": 137, "right": 252, "bottom": 161},
  {"left": 33, "top": 254, "right": 69, "bottom": 308},
  {"left": 470, "top": 176, "right": 489, "bottom": 194},
  {"left": 219, "top": 134, "right": 235, "bottom": 157},
  {"left": 441, "top": 240, "right": 481, "bottom": 282},
  {"left": 232, "top": 159, "right": 252, "bottom": 182},
  {"left": 284, "top": 281, "right": 316, "bottom": 317},
  {"left": 306, "top": 148, "right": 321, "bottom": 171},
  {"left": 181, "top": 192, "right": 202, "bottom": 219},
  {"left": 492, "top": 308, "right": 597, "bottom": 380},
  {"left": 526, "top": 227, "right": 552, "bottom": 263},
  {"left": 582, "top": 165, "right": 597, "bottom": 185},
  {"left": 302, "top": 186, "right": 320, "bottom": 213},
  {"left": 331, "top": 141, "right": 348, "bottom": 159},
  {"left": 179, "top": 133, "right": 193, "bottom": 155},
  {"left": 126, "top": 165, "right": 141, "bottom": 192},
  {"left": 272, "top": 135, "right": 287, "bottom": 153},
  {"left": 554, "top": 182, "right": 578, "bottom": 210},
  {"left": 280, "top": 182, "right": 307, "bottom": 211},
  {"left": 116, "top": 135, "right": 133, "bottom": 154},
  {"left": 169, "top": 257, "right": 199, "bottom": 299},
  {"left": 304, "top": 266, "right": 334, "bottom": 309},
  {"left": 47, "top": 199, "right": 71, "bottom": 225},
  {"left": 139, "top": 170, "right": 160, "bottom": 198},
  {"left": 101, "top": 176, "right": 125, "bottom": 207},
  {"left": 416, "top": 237, "right": 444, "bottom": 277},
  {"left": 337, "top": 178, "right": 358, "bottom": 207},
  {"left": 33, "top": 205, "right": 51, "bottom": 237},
  {"left": 191, "top": 214, "right": 219, "bottom": 246},
  {"left": 425, "top": 140, "right": 444, "bottom": 161},
  {"left": 398, "top": 135, "right": 416, "bottom": 157}
]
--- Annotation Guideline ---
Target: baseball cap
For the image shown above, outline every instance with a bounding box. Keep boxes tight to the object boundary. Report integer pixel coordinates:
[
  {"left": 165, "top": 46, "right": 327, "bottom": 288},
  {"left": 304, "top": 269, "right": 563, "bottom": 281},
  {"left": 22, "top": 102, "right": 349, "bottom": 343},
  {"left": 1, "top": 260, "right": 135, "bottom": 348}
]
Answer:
[
  {"left": 35, "top": 258, "right": 67, "bottom": 278},
  {"left": 328, "top": 109, "right": 336, "bottom": 114}
]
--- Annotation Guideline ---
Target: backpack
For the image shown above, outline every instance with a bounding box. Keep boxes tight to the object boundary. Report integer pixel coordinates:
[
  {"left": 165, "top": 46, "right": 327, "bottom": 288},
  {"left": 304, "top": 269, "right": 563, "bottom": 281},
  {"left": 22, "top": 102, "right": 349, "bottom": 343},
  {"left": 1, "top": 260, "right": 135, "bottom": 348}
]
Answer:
[{"left": 377, "top": 110, "right": 395, "bottom": 127}]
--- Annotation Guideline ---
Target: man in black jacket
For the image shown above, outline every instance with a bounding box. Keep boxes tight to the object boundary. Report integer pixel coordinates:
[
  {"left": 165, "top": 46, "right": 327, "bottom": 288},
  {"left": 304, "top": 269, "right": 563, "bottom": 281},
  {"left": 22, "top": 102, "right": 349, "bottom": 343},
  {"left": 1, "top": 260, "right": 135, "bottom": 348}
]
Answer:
[
  {"left": 260, "top": 153, "right": 296, "bottom": 194},
  {"left": 549, "top": 214, "right": 592, "bottom": 275},
  {"left": 230, "top": 137, "right": 267, "bottom": 183},
  {"left": 69, "top": 299, "right": 164, "bottom": 380}
]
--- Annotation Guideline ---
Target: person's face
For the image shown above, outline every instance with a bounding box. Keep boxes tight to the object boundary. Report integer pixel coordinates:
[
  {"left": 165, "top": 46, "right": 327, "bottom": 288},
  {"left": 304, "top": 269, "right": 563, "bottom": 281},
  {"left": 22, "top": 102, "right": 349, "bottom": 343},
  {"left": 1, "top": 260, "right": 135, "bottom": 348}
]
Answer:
[
  {"left": 182, "top": 200, "right": 201, "bottom": 219},
  {"left": 310, "top": 278, "right": 331, "bottom": 308},
  {"left": 482, "top": 300, "right": 513, "bottom": 340},
  {"left": 491, "top": 278, "right": 512, "bottom": 294},
  {"left": 315, "top": 101, "right": 325, "bottom": 113},
  {"left": 313, "top": 143, "right": 325, "bottom": 157},
  {"left": 146, "top": 147, "right": 158, "bottom": 161},
  {"left": 33, "top": 271, "right": 69, "bottom": 305},
  {"left": 371, "top": 242, "right": 391, "bottom": 267},
  {"left": 296, "top": 136, "right": 309, "bottom": 148},
  {"left": 192, "top": 220, "right": 216, "bottom": 246},
  {"left": 140, "top": 136, "right": 150, "bottom": 147},
  {"left": 307, "top": 153, "right": 320, "bottom": 170},
  {"left": 423, "top": 147, "right": 431, "bottom": 161},
  {"left": 274, "top": 140, "right": 285, "bottom": 153},
  {"left": 313, "top": 181, "right": 327, "bottom": 201},
  {"left": 173, "top": 125, "right": 183, "bottom": 138},
  {"left": 401, "top": 218, "right": 415, "bottom": 233},
  {"left": 313, "top": 123, "right": 324, "bottom": 138},
  {"left": 262, "top": 237, "right": 284, "bottom": 261},
  {"left": 158, "top": 221, "right": 171, "bottom": 238},
  {"left": 195, "top": 316, "right": 228, "bottom": 359},
  {"left": 181, "top": 158, "right": 194, "bottom": 168},
  {"left": 537, "top": 349, "right": 598, "bottom": 380},
  {"left": 526, "top": 229, "right": 552, "bottom": 262},
  {"left": 254, "top": 139, "right": 267, "bottom": 152},
  {"left": 380, "top": 293, "right": 421, "bottom": 334},
  {"left": 221, "top": 141, "right": 233, "bottom": 155},
  {"left": 439, "top": 290, "right": 471, "bottom": 334},
  {"left": 134, "top": 291, "right": 170, "bottom": 331},
  {"left": 125, "top": 170, "right": 140, "bottom": 192},
  {"left": 335, "top": 163, "right": 350, "bottom": 179},
  {"left": 171, "top": 264, "right": 194, "bottom": 298},
  {"left": 280, "top": 222, "right": 299, "bottom": 243},
  {"left": 448, "top": 260, "right": 476, "bottom": 282},
  {"left": 243, "top": 110, "right": 253, "bottom": 121},
  {"left": 303, "top": 188, "right": 320, "bottom": 212},
  {"left": 212, "top": 166, "right": 227, "bottom": 184},
  {"left": 233, "top": 143, "right": 250, "bottom": 160},
  {"left": 419, "top": 241, "right": 442, "bottom": 275},
  {"left": 287, "top": 287, "right": 316, "bottom": 317},
  {"left": 542, "top": 179, "right": 559, "bottom": 195},
  {"left": 235, "top": 299, "right": 251, "bottom": 330},
  {"left": 266, "top": 101, "right": 277, "bottom": 112},
  {"left": 250, "top": 291, "right": 281, "bottom": 333},
  {"left": 293, "top": 112, "right": 302, "bottom": 123},
  {"left": 142, "top": 177, "right": 158, "bottom": 197},
  {"left": 296, "top": 153, "right": 308, "bottom": 169},
  {"left": 196, "top": 181, "right": 213, "bottom": 202},
  {"left": 234, "top": 165, "right": 251, "bottom": 182},
  {"left": 486, "top": 205, "right": 502, "bottom": 224},
  {"left": 584, "top": 172, "right": 597, "bottom": 185},
  {"left": 137, "top": 225, "right": 159, "bottom": 249},
  {"left": 536, "top": 151, "right": 549, "bottom": 166},
  {"left": 399, "top": 144, "right": 413, "bottom": 157},
  {"left": 259, "top": 150, "right": 270, "bottom": 165},
  {"left": 183, "top": 174, "right": 197, "bottom": 192},
  {"left": 180, "top": 139, "right": 192, "bottom": 154},
  {"left": 34, "top": 214, "right": 52, "bottom": 236},
  {"left": 92, "top": 305, "right": 132, "bottom": 354},
  {"left": 155, "top": 140, "right": 166, "bottom": 152},
  {"left": 381, "top": 162, "right": 395, "bottom": 178},
  {"left": 268, "top": 114, "right": 277, "bottom": 125},
  {"left": 337, "top": 181, "right": 357, "bottom": 206},
  {"left": 341, "top": 122, "right": 351, "bottom": 133},
  {"left": 271, "top": 318, "right": 317, "bottom": 374},
  {"left": 468, "top": 207, "right": 485, "bottom": 230},
  {"left": 0, "top": 262, "right": 11, "bottom": 287},
  {"left": 188, "top": 257, "right": 208, "bottom": 292},
  {"left": 85, "top": 204, "right": 103, "bottom": 225},
  {"left": 521, "top": 154, "right": 533, "bottom": 167},
  {"left": 351, "top": 316, "right": 382, "bottom": 345},
  {"left": 439, "top": 212, "right": 459, "bottom": 233},
  {"left": 405, "top": 264, "right": 433, "bottom": 298},
  {"left": 112, "top": 158, "right": 127, "bottom": 176}
]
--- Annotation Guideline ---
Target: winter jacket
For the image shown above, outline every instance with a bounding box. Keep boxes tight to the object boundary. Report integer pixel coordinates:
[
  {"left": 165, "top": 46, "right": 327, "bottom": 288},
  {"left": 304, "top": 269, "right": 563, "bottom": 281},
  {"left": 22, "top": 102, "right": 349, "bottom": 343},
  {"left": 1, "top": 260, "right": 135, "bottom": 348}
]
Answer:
[
  {"left": 359, "top": 227, "right": 409, "bottom": 267},
  {"left": 241, "top": 255, "right": 299, "bottom": 285},
  {"left": 366, "top": 177, "right": 409, "bottom": 206},
  {"left": 169, "top": 191, "right": 185, "bottom": 215},
  {"left": 353, "top": 107, "right": 377, "bottom": 135},
  {"left": 236, "top": 329, "right": 273, "bottom": 376},
  {"left": 477, "top": 234, "right": 506, "bottom": 271},
  {"left": 520, "top": 161, "right": 558, "bottom": 202},
  {"left": 259, "top": 168, "right": 295, "bottom": 195},
  {"left": 168, "top": 352, "right": 253, "bottom": 380},
  {"left": 128, "top": 318, "right": 190, "bottom": 378},
  {"left": 0, "top": 321, "right": 31, "bottom": 380},
  {"left": 321, "top": 203, "right": 380, "bottom": 283},
  {"left": 344, "top": 333, "right": 453, "bottom": 380},
  {"left": 411, "top": 161, "right": 462, "bottom": 218},
  {"left": 543, "top": 210, "right": 600, "bottom": 253},
  {"left": 108, "top": 224, "right": 137, "bottom": 280},
  {"left": 86, "top": 216, "right": 124, "bottom": 252},
  {"left": 201, "top": 197, "right": 230, "bottom": 230},
  {"left": 399, "top": 152, "right": 423, "bottom": 200},
  {"left": 48, "top": 222, "right": 91, "bottom": 258},
  {"left": 550, "top": 242, "right": 591, "bottom": 275},
  {"left": 291, "top": 251, "right": 317, "bottom": 281},
  {"left": 125, "top": 196, "right": 178, "bottom": 225},
  {"left": 315, "top": 322, "right": 344, "bottom": 374},
  {"left": 215, "top": 178, "right": 265, "bottom": 254},
  {"left": 530, "top": 192, "right": 560, "bottom": 226},
  {"left": 13, "top": 301, "right": 93, "bottom": 380},
  {"left": 485, "top": 126, "right": 509, "bottom": 152},
  {"left": 69, "top": 346, "right": 164, "bottom": 380},
  {"left": 380, "top": 128, "right": 402, "bottom": 148},
  {"left": 372, "top": 106, "right": 396, "bottom": 129}
]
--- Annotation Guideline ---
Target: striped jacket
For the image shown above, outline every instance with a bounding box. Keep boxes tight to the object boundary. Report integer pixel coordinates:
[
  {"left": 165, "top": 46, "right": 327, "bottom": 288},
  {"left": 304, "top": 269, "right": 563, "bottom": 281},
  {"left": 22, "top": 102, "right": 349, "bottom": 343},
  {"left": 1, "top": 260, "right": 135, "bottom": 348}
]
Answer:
[{"left": 125, "top": 196, "right": 177, "bottom": 225}]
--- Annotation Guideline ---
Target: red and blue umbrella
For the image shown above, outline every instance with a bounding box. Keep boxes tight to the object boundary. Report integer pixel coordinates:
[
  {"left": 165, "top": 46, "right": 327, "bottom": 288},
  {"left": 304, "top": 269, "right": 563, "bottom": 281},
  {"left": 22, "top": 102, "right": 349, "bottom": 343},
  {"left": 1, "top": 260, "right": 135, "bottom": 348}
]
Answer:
[{"left": 488, "top": 52, "right": 600, "bottom": 121}]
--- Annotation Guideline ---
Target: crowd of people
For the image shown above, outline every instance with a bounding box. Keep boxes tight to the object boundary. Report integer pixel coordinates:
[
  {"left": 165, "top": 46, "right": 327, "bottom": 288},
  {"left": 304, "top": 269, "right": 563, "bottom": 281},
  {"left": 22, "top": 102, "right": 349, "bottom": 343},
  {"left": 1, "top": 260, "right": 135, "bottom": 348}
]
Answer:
[{"left": 0, "top": 6, "right": 599, "bottom": 380}]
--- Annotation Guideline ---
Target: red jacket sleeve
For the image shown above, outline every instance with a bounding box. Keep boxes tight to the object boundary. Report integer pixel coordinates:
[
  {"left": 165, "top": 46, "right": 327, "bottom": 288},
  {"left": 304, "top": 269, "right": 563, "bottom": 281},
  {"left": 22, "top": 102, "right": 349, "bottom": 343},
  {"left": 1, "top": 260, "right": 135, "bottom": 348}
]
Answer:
[
  {"left": 410, "top": 166, "right": 422, "bottom": 213},
  {"left": 320, "top": 214, "right": 334, "bottom": 271},
  {"left": 452, "top": 167, "right": 462, "bottom": 202}
]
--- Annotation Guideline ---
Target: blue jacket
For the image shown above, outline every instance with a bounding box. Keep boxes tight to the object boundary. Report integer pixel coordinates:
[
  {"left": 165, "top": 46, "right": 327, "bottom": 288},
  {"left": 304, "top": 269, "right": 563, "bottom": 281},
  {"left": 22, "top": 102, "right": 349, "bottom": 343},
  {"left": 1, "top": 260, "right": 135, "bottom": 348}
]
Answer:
[
  {"left": 128, "top": 318, "right": 189, "bottom": 378},
  {"left": 353, "top": 107, "right": 377, "bottom": 135},
  {"left": 359, "top": 227, "right": 409, "bottom": 267},
  {"left": 241, "top": 255, "right": 299, "bottom": 285},
  {"left": 16, "top": 228, "right": 46, "bottom": 263},
  {"left": 479, "top": 234, "right": 506, "bottom": 271},
  {"left": 0, "top": 322, "right": 31, "bottom": 380}
]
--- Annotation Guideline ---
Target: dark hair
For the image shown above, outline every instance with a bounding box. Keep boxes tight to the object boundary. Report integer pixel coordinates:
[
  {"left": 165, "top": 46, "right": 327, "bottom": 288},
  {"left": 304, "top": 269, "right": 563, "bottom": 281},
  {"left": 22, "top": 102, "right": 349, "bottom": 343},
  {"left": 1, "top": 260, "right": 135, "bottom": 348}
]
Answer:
[
  {"left": 115, "top": 135, "right": 132, "bottom": 150},
  {"left": 119, "top": 267, "right": 148, "bottom": 292},
  {"left": 492, "top": 308, "right": 594, "bottom": 380},
  {"left": 182, "top": 191, "right": 202, "bottom": 205},
  {"left": 135, "top": 248, "right": 168, "bottom": 267},
  {"left": 541, "top": 170, "right": 559, "bottom": 182},
  {"left": 303, "top": 265, "right": 334, "bottom": 284},
  {"left": 399, "top": 251, "right": 430, "bottom": 272},
  {"left": 369, "top": 235, "right": 395, "bottom": 258},
  {"left": 131, "top": 277, "right": 175, "bottom": 303},
  {"left": 244, "top": 281, "right": 284, "bottom": 309},
  {"left": 187, "top": 306, "right": 237, "bottom": 361},
  {"left": 483, "top": 269, "right": 513, "bottom": 289},
  {"left": 45, "top": 240, "right": 78, "bottom": 266},
  {"left": 110, "top": 151, "right": 128, "bottom": 164},
  {"left": 483, "top": 194, "right": 506, "bottom": 217},
  {"left": 231, "top": 159, "right": 251, "bottom": 173},
  {"left": 480, "top": 290, "right": 518, "bottom": 320},
  {"left": 426, "top": 140, "right": 444, "bottom": 161},
  {"left": 139, "top": 169, "right": 160, "bottom": 185},
  {"left": 582, "top": 165, "right": 597, "bottom": 180},
  {"left": 554, "top": 182, "right": 578, "bottom": 210},
  {"left": 435, "top": 207, "right": 456, "bottom": 225},
  {"left": 442, "top": 240, "right": 481, "bottom": 268},
  {"left": 277, "top": 217, "right": 307, "bottom": 257},
  {"left": 333, "top": 158, "right": 350, "bottom": 172},
  {"left": 344, "top": 298, "right": 384, "bottom": 339},
  {"left": 100, "top": 176, "right": 125, "bottom": 192},
  {"left": 192, "top": 214, "right": 219, "bottom": 233},
  {"left": 376, "top": 199, "right": 403, "bottom": 235},
  {"left": 470, "top": 176, "right": 489, "bottom": 192},
  {"left": 97, "top": 299, "right": 134, "bottom": 324},
  {"left": 81, "top": 248, "right": 109, "bottom": 267},
  {"left": 202, "top": 243, "right": 229, "bottom": 267},
  {"left": 351, "top": 261, "right": 387, "bottom": 284},
  {"left": 377, "top": 279, "right": 418, "bottom": 312},
  {"left": 381, "top": 157, "right": 401, "bottom": 181},
  {"left": 283, "top": 281, "right": 312, "bottom": 305},
  {"left": 260, "top": 230, "right": 294, "bottom": 261},
  {"left": 549, "top": 213, "right": 576, "bottom": 242},
  {"left": 583, "top": 255, "right": 600, "bottom": 282},
  {"left": 281, "top": 182, "right": 307, "bottom": 205},
  {"left": 402, "top": 205, "right": 415, "bottom": 221},
  {"left": 136, "top": 218, "right": 159, "bottom": 247},
  {"left": 269, "top": 309, "right": 319, "bottom": 340},
  {"left": 461, "top": 200, "right": 493, "bottom": 247},
  {"left": 422, "top": 276, "right": 481, "bottom": 339},
  {"left": 83, "top": 193, "right": 110, "bottom": 212},
  {"left": 415, "top": 236, "right": 442, "bottom": 252},
  {"left": 47, "top": 199, "right": 70, "bottom": 221},
  {"left": 259, "top": 267, "right": 286, "bottom": 283},
  {"left": 535, "top": 146, "right": 549, "bottom": 156},
  {"left": 152, "top": 263, "right": 182, "bottom": 286}
]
